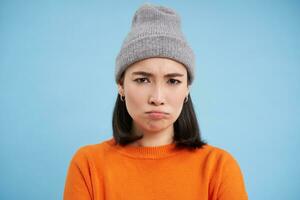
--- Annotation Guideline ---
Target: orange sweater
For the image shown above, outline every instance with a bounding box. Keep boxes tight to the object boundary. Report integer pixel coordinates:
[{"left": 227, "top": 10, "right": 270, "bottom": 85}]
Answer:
[{"left": 64, "top": 138, "right": 248, "bottom": 200}]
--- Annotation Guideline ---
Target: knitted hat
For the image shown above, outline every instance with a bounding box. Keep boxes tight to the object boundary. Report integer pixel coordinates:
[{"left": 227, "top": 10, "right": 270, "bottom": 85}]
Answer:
[{"left": 115, "top": 3, "right": 195, "bottom": 84}]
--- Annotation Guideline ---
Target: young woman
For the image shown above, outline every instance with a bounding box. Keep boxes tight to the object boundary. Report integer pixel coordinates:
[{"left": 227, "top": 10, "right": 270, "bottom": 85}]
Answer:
[{"left": 64, "top": 3, "right": 248, "bottom": 200}]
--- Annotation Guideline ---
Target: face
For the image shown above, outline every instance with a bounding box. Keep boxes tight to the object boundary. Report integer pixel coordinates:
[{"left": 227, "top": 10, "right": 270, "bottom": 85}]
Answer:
[{"left": 117, "top": 57, "right": 190, "bottom": 134}]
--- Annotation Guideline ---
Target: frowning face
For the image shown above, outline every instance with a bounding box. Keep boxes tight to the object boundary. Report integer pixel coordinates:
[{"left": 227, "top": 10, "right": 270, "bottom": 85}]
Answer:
[{"left": 117, "top": 57, "right": 190, "bottom": 135}]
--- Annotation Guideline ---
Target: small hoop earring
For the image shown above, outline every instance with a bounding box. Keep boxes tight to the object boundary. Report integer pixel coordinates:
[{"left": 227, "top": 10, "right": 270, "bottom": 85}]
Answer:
[
  {"left": 184, "top": 96, "right": 188, "bottom": 103},
  {"left": 120, "top": 95, "right": 125, "bottom": 102}
]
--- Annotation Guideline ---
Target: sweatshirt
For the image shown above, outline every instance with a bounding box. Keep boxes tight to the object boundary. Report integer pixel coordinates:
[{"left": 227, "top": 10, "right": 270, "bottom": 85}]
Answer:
[{"left": 64, "top": 138, "right": 248, "bottom": 200}]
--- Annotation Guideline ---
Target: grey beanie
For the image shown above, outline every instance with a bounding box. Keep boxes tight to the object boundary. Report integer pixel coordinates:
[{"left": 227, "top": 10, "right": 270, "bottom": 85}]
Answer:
[{"left": 115, "top": 3, "right": 195, "bottom": 84}]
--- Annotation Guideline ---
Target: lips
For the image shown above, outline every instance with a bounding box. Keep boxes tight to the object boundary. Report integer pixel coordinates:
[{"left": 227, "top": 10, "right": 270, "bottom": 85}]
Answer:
[
  {"left": 146, "top": 111, "right": 169, "bottom": 119},
  {"left": 147, "top": 110, "right": 168, "bottom": 114}
]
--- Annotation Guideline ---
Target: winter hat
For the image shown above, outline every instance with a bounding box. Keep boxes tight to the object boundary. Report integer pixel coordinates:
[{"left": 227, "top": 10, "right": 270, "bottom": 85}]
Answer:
[{"left": 115, "top": 3, "right": 195, "bottom": 84}]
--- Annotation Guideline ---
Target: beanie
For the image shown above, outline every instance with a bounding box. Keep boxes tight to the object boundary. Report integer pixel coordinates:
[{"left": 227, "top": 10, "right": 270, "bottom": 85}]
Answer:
[{"left": 115, "top": 3, "right": 195, "bottom": 84}]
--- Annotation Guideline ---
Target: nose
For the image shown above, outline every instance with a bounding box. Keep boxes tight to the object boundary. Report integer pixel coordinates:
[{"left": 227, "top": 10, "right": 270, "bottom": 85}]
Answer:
[{"left": 148, "top": 84, "right": 165, "bottom": 106}]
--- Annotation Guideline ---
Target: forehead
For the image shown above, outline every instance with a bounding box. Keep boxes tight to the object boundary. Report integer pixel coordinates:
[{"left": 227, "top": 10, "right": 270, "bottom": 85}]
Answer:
[{"left": 126, "top": 57, "right": 187, "bottom": 75}]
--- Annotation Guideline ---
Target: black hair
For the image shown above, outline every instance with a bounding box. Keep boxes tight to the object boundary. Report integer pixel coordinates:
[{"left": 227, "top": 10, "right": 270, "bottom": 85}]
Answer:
[{"left": 112, "top": 74, "right": 207, "bottom": 150}]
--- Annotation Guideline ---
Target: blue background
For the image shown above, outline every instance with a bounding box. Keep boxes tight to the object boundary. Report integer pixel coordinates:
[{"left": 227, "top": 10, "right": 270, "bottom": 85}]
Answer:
[{"left": 1, "top": 0, "right": 299, "bottom": 199}]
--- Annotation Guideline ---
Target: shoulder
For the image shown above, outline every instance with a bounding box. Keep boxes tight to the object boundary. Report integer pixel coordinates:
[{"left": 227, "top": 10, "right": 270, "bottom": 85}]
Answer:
[
  {"left": 197, "top": 144, "right": 237, "bottom": 160},
  {"left": 200, "top": 144, "right": 245, "bottom": 184},
  {"left": 201, "top": 145, "right": 248, "bottom": 199},
  {"left": 194, "top": 144, "right": 242, "bottom": 171},
  {"left": 70, "top": 138, "right": 114, "bottom": 164}
]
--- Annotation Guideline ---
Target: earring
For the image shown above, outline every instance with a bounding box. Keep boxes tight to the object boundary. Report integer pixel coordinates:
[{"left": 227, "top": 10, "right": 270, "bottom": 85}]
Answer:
[
  {"left": 120, "top": 94, "right": 125, "bottom": 102},
  {"left": 184, "top": 96, "right": 188, "bottom": 103}
]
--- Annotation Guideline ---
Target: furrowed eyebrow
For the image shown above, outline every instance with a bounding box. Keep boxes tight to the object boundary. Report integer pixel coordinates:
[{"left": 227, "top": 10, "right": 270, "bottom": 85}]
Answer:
[
  {"left": 132, "top": 71, "right": 184, "bottom": 78},
  {"left": 164, "top": 73, "right": 184, "bottom": 78}
]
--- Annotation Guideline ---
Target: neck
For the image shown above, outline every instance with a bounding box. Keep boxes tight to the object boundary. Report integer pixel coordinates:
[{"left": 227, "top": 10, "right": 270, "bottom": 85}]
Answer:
[{"left": 129, "top": 124, "right": 174, "bottom": 147}]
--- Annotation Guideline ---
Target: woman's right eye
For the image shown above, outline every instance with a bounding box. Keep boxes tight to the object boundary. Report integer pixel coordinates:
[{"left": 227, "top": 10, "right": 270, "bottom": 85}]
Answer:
[{"left": 134, "top": 78, "right": 149, "bottom": 83}]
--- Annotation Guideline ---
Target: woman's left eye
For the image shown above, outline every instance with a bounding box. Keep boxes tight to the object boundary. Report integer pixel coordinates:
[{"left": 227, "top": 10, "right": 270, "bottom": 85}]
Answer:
[{"left": 168, "top": 79, "right": 181, "bottom": 85}]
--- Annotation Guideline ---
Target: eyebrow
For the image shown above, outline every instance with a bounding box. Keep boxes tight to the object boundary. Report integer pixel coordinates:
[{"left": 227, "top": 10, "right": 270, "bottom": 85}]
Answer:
[{"left": 131, "top": 71, "right": 184, "bottom": 78}]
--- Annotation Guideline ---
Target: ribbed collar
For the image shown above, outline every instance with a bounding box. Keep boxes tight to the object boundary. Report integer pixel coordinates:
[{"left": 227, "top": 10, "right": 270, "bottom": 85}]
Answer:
[{"left": 105, "top": 138, "right": 181, "bottom": 159}]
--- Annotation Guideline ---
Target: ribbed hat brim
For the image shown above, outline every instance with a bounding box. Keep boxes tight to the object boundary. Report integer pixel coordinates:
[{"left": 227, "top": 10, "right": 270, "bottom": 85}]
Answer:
[{"left": 115, "top": 34, "right": 195, "bottom": 83}]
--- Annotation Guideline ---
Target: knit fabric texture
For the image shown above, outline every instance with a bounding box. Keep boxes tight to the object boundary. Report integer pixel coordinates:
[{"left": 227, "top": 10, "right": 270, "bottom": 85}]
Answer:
[
  {"left": 115, "top": 3, "right": 195, "bottom": 84},
  {"left": 64, "top": 138, "right": 248, "bottom": 200}
]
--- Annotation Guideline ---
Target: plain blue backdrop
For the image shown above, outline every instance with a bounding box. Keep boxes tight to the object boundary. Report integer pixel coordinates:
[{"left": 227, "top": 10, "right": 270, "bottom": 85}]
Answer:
[{"left": 1, "top": 0, "right": 299, "bottom": 199}]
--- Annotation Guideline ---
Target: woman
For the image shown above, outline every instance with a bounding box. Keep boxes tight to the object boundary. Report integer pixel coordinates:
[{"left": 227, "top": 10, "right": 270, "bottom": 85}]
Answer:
[{"left": 64, "top": 3, "right": 248, "bottom": 200}]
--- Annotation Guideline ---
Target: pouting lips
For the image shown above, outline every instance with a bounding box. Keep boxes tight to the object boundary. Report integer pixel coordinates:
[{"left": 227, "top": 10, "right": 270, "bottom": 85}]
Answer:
[{"left": 146, "top": 112, "right": 169, "bottom": 119}]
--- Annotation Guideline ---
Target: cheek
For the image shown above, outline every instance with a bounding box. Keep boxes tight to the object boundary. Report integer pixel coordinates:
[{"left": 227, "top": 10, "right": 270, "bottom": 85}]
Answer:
[
  {"left": 167, "top": 90, "right": 186, "bottom": 115},
  {"left": 124, "top": 86, "right": 146, "bottom": 116}
]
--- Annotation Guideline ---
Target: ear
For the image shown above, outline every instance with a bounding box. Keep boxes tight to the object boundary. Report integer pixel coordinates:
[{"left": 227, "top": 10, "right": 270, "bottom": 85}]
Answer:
[
  {"left": 117, "top": 83, "right": 124, "bottom": 96},
  {"left": 186, "top": 85, "right": 190, "bottom": 97}
]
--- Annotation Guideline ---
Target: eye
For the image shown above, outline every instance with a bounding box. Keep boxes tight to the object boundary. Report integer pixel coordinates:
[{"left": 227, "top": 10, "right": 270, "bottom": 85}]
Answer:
[
  {"left": 134, "top": 77, "right": 149, "bottom": 84},
  {"left": 168, "top": 79, "right": 181, "bottom": 85}
]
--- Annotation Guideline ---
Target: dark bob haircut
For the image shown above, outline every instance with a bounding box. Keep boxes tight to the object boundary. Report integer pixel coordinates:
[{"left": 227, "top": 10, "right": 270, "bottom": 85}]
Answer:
[{"left": 112, "top": 73, "right": 207, "bottom": 150}]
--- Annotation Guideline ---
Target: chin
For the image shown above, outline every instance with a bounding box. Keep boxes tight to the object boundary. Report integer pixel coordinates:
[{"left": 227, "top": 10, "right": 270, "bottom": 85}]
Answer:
[{"left": 145, "top": 123, "right": 171, "bottom": 133}]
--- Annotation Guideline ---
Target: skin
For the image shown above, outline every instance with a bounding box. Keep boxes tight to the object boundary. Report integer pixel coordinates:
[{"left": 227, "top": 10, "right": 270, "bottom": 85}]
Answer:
[{"left": 117, "top": 57, "right": 190, "bottom": 147}]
